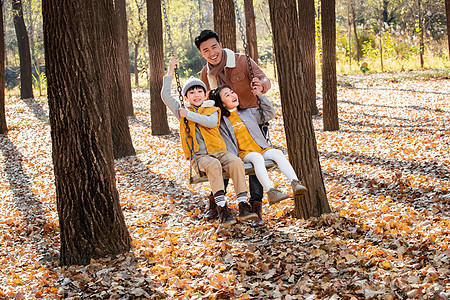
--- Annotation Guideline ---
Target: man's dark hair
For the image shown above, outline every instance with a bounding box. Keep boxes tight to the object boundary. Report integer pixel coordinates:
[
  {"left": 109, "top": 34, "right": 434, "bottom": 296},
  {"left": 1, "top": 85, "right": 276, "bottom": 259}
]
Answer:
[{"left": 194, "top": 30, "right": 220, "bottom": 50}]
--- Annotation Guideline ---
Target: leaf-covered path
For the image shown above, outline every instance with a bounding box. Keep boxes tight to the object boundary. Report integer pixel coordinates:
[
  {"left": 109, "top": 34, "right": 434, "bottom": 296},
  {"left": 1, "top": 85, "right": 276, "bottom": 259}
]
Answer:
[{"left": 0, "top": 73, "right": 449, "bottom": 299}]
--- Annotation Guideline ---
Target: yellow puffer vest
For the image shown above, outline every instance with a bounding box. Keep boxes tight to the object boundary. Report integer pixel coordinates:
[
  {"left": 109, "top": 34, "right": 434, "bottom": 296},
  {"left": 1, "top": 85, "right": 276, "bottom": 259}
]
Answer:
[{"left": 179, "top": 105, "right": 227, "bottom": 159}]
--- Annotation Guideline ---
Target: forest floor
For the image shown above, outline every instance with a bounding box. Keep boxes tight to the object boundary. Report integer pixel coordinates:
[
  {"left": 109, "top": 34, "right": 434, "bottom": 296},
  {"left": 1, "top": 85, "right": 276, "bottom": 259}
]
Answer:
[{"left": 0, "top": 71, "right": 449, "bottom": 299}]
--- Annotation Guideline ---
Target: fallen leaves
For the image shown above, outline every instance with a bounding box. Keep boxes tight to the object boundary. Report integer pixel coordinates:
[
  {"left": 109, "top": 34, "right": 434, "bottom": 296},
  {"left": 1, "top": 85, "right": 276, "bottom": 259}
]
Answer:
[{"left": 0, "top": 75, "right": 449, "bottom": 298}]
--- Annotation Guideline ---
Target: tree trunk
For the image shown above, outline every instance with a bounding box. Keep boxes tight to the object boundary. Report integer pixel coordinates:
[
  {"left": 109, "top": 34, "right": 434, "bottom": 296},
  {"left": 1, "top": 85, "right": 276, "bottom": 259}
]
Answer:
[
  {"left": 147, "top": 0, "right": 170, "bottom": 135},
  {"left": 321, "top": 0, "right": 339, "bottom": 131},
  {"left": 298, "top": 0, "right": 319, "bottom": 115},
  {"left": 42, "top": 0, "right": 132, "bottom": 266},
  {"left": 213, "top": 0, "right": 236, "bottom": 51},
  {"left": 350, "top": 1, "right": 361, "bottom": 63},
  {"left": 0, "top": 1, "right": 7, "bottom": 134},
  {"left": 418, "top": 0, "right": 424, "bottom": 68},
  {"left": 347, "top": 1, "right": 352, "bottom": 68},
  {"left": 115, "top": 0, "right": 134, "bottom": 116},
  {"left": 243, "top": 0, "right": 258, "bottom": 62},
  {"left": 134, "top": 42, "right": 139, "bottom": 87},
  {"left": 446, "top": 0, "right": 450, "bottom": 56},
  {"left": 268, "top": 0, "right": 330, "bottom": 219},
  {"left": 12, "top": 0, "right": 33, "bottom": 99}
]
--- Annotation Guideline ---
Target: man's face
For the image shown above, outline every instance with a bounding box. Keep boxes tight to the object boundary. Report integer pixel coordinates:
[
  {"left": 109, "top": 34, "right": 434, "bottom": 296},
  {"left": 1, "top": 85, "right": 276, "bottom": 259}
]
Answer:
[{"left": 199, "top": 37, "right": 223, "bottom": 66}]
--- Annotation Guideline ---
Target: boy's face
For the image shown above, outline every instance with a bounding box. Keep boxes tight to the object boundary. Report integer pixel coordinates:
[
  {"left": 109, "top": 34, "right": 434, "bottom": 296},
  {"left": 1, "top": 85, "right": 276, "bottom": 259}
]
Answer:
[
  {"left": 185, "top": 87, "right": 207, "bottom": 107},
  {"left": 199, "top": 37, "right": 223, "bottom": 66}
]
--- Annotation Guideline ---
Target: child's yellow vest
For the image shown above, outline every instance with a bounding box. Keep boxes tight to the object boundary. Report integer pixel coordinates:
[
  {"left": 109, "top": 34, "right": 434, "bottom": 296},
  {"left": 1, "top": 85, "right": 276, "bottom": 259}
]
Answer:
[{"left": 179, "top": 106, "right": 227, "bottom": 159}]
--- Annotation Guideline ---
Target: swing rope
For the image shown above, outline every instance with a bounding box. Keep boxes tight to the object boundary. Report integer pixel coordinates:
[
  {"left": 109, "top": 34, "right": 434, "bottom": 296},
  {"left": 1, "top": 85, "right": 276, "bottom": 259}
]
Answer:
[
  {"left": 232, "top": 0, "right": 273, "bottom": 147},
  {"left": 162, "top": 0, "right": 203, "bottom": 183}
]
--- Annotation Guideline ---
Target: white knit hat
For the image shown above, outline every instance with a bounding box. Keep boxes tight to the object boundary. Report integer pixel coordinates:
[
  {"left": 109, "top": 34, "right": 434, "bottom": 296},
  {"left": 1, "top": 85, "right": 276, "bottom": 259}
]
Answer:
[{"left": 182, "top": 76, "right": 207, "bottom": 96}]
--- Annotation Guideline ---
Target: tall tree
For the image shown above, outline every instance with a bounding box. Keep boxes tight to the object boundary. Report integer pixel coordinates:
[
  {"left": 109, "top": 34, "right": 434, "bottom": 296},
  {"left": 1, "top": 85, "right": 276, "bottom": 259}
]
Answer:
[
  {"left": 148, "top": 0, "right": 169, "bottom": 135},
  {"left": 418, "top": 0, "right": 424, "bottom": 68},
  {"left": 298, "top": 0, "right": 319, "bottom": 115},
  {"left": 243, "top": 0, "right": 258, "bottom": 62},
  {"left": 321, "top": 0, "right": 339, "bottom": 131},
  {"left": 0, "top": 0, "right": 7, "bottom": 134},
  {"left": 42, "top": 0, "right": 132, "bottom": 265},
  {"left": 446, "top": 0, "right": 450, "bottom": 56},
  {"left": 349, "top": 0, "right": 361, "bottom": 62},
  {"left": 267, "top": 0, "right": 331, "bottom": 219},
  {"left": 115, "top": 0, "right": 134, "bottom": 116},
  {"left": 128, "top": 0, "right": 146, "bottom": 87},
  {"left": 213, "top": 0, "right": 236, "bottom": 51},
  {"left": 12, "top": 0, "right": 33, "bottom": 99}
]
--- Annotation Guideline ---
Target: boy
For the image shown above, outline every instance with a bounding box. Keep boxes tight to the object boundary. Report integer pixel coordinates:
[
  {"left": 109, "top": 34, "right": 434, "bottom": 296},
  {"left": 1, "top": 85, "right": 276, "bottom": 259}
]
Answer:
[{"left": 160, "top": 57, "right": 257, "bottom": 227}]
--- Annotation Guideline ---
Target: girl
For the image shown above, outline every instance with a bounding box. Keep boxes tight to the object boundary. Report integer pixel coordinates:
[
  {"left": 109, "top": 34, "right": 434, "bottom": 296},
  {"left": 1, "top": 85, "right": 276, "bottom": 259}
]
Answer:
[{"left": 209, "top": 84, "right": 308, "bottom": 205}]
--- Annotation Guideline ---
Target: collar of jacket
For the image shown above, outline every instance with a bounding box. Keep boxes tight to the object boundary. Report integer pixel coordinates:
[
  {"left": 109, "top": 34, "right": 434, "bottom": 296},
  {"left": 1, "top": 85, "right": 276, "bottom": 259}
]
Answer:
[
  {"left": 206, "top": 48, "right": 236, "bottom": 73},
  {"left": 184, "top": 99, "right": 215, "bottom": 108}
]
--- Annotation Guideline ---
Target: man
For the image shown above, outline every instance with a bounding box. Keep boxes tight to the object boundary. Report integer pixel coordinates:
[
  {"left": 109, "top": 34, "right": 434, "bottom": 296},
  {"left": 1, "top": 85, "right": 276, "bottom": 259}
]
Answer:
[{"left": 195, "top": 29, "right": 272, "bottom": 228}]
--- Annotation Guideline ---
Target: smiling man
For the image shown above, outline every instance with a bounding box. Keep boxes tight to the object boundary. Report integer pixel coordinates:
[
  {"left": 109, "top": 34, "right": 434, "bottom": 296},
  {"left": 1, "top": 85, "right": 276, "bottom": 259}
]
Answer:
[
  {"left": 194, "top": 29, "right": 271, "bottom": 109},
  {"left": 194, "top": 29, "right": 272, "bottom": 228}
]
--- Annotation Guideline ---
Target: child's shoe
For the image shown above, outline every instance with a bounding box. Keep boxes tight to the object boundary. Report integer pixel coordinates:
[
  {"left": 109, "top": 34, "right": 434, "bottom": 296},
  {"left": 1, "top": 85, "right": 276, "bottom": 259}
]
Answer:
[
  {"left": 291, "top": 179, "right": 308, "bottom": 196},
  {"left": 204, "top": 195, "right": 218, "bottom": 220},
  {"left": 267, "top": 188, "right": 289, "bottom": 205},
  {"left": 237, "top": 202, "right": 258, "bottom": 221},
  {"left": 217, "top": 204, "right": 236, "bottom": 228},
  {"left": 251, "top": 200, "right": 265, "bottom": 228}
]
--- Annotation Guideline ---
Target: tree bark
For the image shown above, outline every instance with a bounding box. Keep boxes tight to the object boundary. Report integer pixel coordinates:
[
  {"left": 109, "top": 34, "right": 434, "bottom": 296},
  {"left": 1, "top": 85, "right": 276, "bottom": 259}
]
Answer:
[
  {"left": 418, "top": 0, "right": 424, "bottom": 68},
  {"left": 213, "top": 0, "right": 236, "bottom": 51},
  {"left": 134, "top": 42, "right": 139, "bottom": 87},
  {"left": 350, "top": 1, "right": 361, "bottom": 63},
  {"left": 298, "top": 0, "right": 319, "bottom": 115},
  {"left": 42, "top": 0, "right": 132, "bottom": 266},
  {"left": 268, "top": 0, "right": 330, "bottom": 219},
  {"left": 115, "top": 0, "right": 134, "bottom": 116},
  {"left": 243, "top": 0, "right": 258, "bottom": 62},
  {"left": 0, "top": 0, "right": 7, "bottom": 134},
  {"left": 147, "top": 0, "right": 170, "bottom": 135},
  {"left": 446, "top": 0, "right": 450, "bottom": 56},
  {"left": 321, "top": 0, "right": 339, "bottom": 131},
  {"left": 12, "top": 0, "right": 33, "bottom": 99}
]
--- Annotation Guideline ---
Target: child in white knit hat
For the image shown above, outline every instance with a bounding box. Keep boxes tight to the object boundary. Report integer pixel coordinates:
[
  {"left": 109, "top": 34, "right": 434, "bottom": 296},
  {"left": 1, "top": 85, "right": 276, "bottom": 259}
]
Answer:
[{"left": 160, "top": 57, "right": 258, "bottom": 227}]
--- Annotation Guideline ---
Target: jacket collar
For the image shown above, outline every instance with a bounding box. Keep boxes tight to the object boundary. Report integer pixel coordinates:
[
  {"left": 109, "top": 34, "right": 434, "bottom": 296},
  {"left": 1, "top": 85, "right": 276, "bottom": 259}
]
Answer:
[{"left": 206, "top": 48, "right": 236, "bottom": 72}]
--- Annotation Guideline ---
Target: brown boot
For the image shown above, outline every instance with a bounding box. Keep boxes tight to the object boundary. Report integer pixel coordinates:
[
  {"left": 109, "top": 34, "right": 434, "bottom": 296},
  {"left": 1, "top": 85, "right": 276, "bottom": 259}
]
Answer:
[
  {"left": 236, "top": 202, "right": 258, "bottom": 221},
  {"left": 251, "top": 200, "right": 265, "bottom": 228},
  {"left": 291, "top": 179, "right": 308, "bottom": 196},
  {"left": 267, "top": 188, "right": 289, "bottom": 205},
  {"left": 217, "top": 204, "right": 236, "bottom": 228},
  {"left": 204, "top": 195, "right": 218, "bottom": 220}
]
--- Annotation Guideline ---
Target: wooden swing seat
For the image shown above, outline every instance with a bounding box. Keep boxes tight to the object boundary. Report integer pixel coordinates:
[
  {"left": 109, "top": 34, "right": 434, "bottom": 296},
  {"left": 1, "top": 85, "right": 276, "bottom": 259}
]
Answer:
[{"left": 189, "top": 159, "right": 277, "bottom": 184}]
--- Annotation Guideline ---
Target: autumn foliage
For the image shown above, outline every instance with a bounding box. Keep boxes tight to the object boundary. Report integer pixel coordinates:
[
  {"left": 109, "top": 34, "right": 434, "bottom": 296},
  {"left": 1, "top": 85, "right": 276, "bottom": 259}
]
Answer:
[{"left": 0, "top": 73, "right": 449, "bottom": 298}]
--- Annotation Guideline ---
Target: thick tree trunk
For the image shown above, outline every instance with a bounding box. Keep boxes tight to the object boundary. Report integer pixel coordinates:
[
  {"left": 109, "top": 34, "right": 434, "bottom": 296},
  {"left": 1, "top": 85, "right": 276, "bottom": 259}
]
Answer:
[
  {"left": 0, "top": 1, "right": 7, "bottom": 134},
  {"left": 418, "top": 0, "right": 424, "bottom": 68},
  {"left": 213, "top": 0, "right": 236, "bottom": 51},
  {"left": 12, "top": 0, "right": 33, "bottom": 99},
  {"left": 147, "top": 0, "right": 170, "bottom": 135},
  {"left": 42, "top": 0, "right": 132, "bottom": 266},
  {"left": 115, "top": 0, "right": 134, "bottom": 116},
  {"left": 298, "top": 0, "right": 319, "bottom": 115},
  {"left": 134, "top": 42, "right": 139, "bottom": 87},
  {"left": 268, "top": 0, "right": 330, "bottom": 219},
  {"left": 321, "top": 0, "right": 339, "bottom": 131},
  {"left": 243, "top": 0, "right": 258, "bottom": 62},
  {"left": 446, "top": 0, "right": 450, "bottom": 56}
]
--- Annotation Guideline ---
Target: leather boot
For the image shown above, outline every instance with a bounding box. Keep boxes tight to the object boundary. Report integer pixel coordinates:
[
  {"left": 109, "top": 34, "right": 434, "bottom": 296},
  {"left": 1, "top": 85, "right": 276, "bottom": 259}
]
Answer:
[
  {"left": 204, "top": 195, "right": 218, "bottom": 220},
  {"left": 251, "top": 200, "right": 265, "bottom": 228},
  {"left": 217, "top": 204, "right": 236, "bottom": 228}
]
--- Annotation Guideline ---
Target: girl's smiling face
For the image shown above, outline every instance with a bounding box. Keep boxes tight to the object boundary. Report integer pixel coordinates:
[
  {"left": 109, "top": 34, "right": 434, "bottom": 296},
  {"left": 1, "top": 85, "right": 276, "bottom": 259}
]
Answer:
[{"left": 219, "top": 87, "right": 239, "bottom": 110}]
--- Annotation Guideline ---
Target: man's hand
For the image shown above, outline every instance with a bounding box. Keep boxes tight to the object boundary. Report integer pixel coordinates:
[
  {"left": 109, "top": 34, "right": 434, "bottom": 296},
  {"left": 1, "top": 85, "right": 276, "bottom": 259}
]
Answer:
[{"left": 251, "top": 77, "right": 263, "bottom": 97}]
